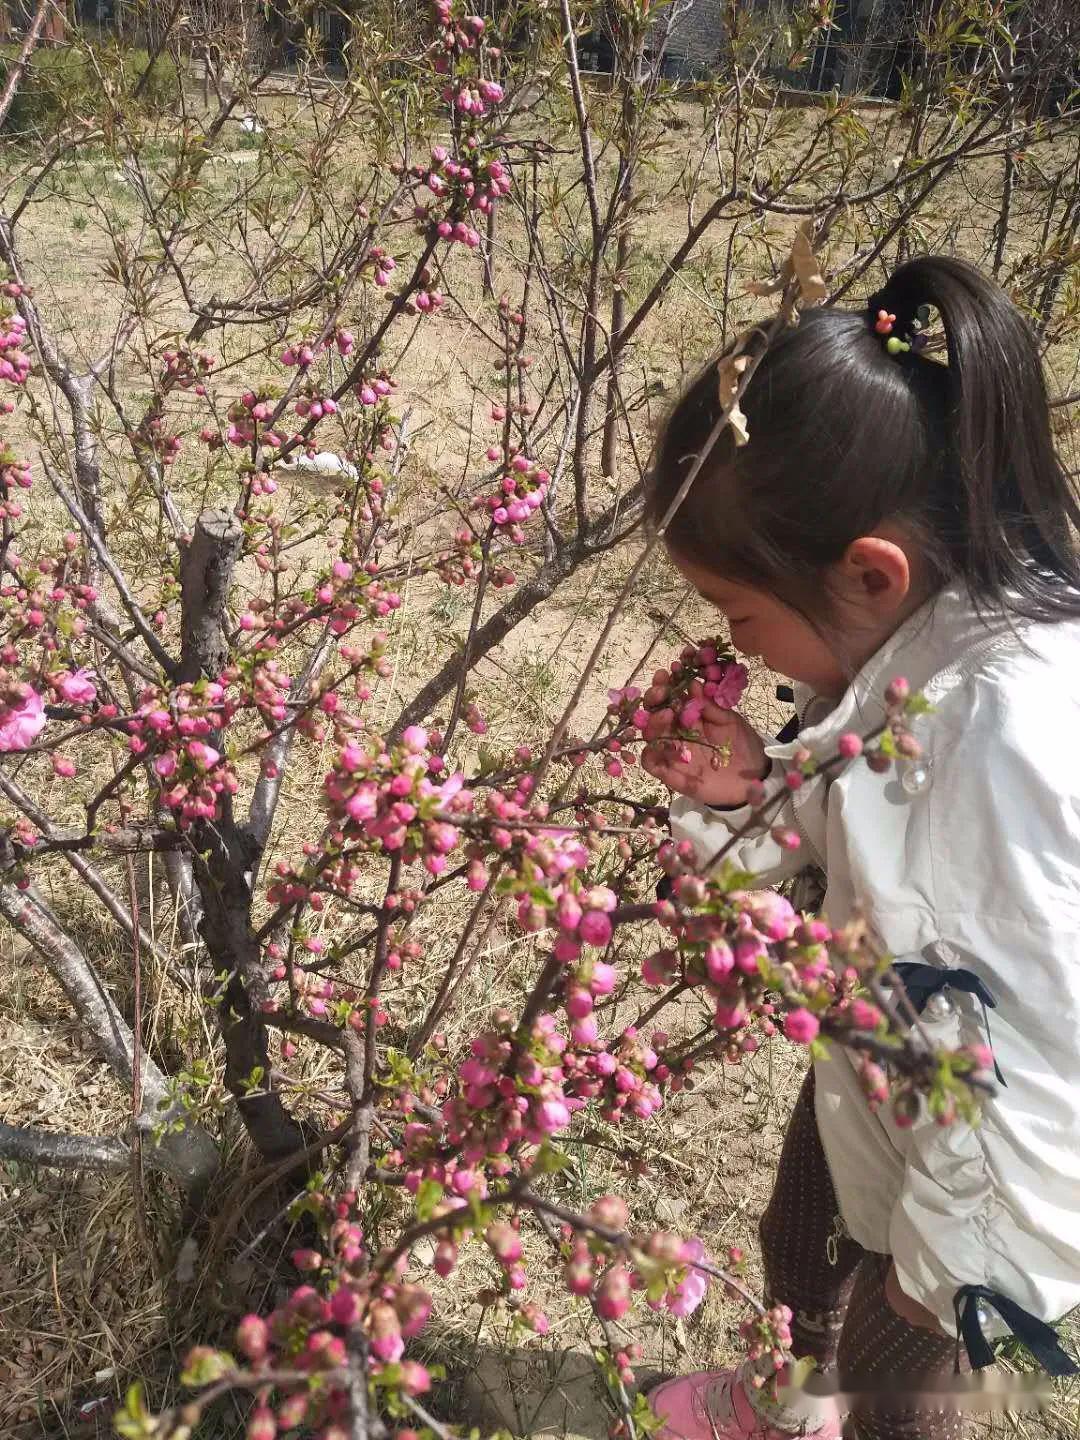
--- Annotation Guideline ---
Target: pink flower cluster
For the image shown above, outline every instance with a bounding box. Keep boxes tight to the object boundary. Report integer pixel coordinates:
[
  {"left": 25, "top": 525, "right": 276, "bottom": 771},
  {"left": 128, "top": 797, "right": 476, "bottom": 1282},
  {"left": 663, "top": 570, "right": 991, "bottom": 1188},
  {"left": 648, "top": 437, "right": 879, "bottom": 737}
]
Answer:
[
  {"left": 0, "top": 681, "right": 44, "bottom": 752},
  {"left": 562, "top": 1197, "right": 713, "bottom": 1323},
  {"left": 294, "top": 391, "right": 340, "bottom": 423},
  {"left": 354, "top": 370, "right": 395, "bottom": 409},
  {"left": 608, "top": 639, "right": 749, "bottom": 755},
  {"left": 135, "top": 411, "right": 183, "bottom": 466},
  {"left": 415, "top": 137, "right": 511, "bottom": 229},
  {"left": 318, "top": 725, "right": 472, "bottom": 879},
  {"left": 160, "top": 346, "right": 214, "bottom": 394},
  {"left": 190, "top": 1189, "right": 435, "bottom": 1437},
  {"left": 1, "top": 440, "right": 32, "bottom": 519},
  {"left": 215, "top": 389, "right": 290, "bottom": 459},
  {"left": 740, "top": 1304, "right": 795, "bottom": 1390},
  {"left": 475, "top": 448, "right": 549, "bottom": 542},
  {"left": 126, "top": 679, "right": 240, "bottom": 826},
  {"left": 0, "top": 289, "right": 30, "bottom": 386},
  {"left": 644, "top": 857, "right": 835, "bottom": 1059},
  {"left": 366, "top": 246, "right": 397, "bottom": 289},
  {"left": 130, "top": 351, "right": 214, "bottom": 468},
  {"left": 0, "top": 541, "right": 102, "bottom": 755},
  {"left": 431, "top": 4, "right": 502, "bottom": 118}
]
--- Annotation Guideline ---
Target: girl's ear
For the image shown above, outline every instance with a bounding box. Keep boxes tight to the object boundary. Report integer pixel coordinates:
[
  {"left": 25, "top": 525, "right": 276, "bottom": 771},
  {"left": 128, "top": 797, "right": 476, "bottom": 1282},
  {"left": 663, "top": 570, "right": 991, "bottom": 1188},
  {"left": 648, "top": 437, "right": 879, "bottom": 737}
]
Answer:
[{"left": 835, "top": 532, "right": 914, "bottom": 615}]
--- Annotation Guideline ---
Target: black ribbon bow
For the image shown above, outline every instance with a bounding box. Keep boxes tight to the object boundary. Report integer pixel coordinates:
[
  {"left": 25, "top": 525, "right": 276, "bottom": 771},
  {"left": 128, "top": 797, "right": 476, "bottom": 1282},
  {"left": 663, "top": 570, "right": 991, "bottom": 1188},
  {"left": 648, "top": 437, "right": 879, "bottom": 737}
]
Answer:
[
  {"left": 891, "top": 960, "right": 1007, "bottom": 1087},
  {"left": 954, "top": 1285, "right": 1079, "bottom": 1376}
]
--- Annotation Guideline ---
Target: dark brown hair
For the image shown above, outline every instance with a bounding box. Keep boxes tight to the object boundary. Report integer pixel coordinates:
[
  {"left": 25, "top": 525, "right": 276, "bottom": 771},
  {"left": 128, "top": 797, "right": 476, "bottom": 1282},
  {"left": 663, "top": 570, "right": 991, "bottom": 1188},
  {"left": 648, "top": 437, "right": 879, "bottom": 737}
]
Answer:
[{"left": 646, "top": 255, "right": 1080, "bottom": 623}]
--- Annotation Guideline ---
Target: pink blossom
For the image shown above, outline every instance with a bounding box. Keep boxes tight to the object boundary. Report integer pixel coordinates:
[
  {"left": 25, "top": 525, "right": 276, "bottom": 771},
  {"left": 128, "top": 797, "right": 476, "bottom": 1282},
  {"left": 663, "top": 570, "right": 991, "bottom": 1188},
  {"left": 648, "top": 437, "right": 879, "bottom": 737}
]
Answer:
[
  {"left": 596, "top": 1264, "right": 631, "bottom": 1320},
  {"left": 485, "top": 1221, "right": 522, "bottom": 1265},
  {"left": 395, "top": 1284, "right": 432, "bottom": 1337},
  {"left": 588, "top": 960, "right": 616, "bottom": 995},
  {"left": 667, "top": 1237, "right": 710, "bottom": 1317},
  {"left": 784, "top": 1008, "right": 821, "bottom": 1044},
  {"left": 368, "top": 1302, "right": 404, "bottom": 1363},
  {"left": 235, "top": 1313, "right": 268, "bottom": 1360},
  {"left": 398, "top": 1360, "right": 432, "bottom": 1395},
  {"left": 642, "top": 950, "right": 678, "bottom": 987},
  {"left": 329, "top": 1286, "right": 361, "bottom": 1325},
  {"left": 532, "top": 1096, "right": 570, "bottom": 1133},
  {"left": 0, "top": 687, "right": 45, "bottom": 752},
  {"left": 187, "top": 740, "right": 220, "bottom": 770},
  {"left": 679, "top": 697, "right": 704, "bottom": 729},
  {"left": 743, "top": 891, "right": 798, "bottom": 941},
  {"left": 401, "top": 724, "right": 429, "bottom": 753},
  {"left": 578, "top": 911, "right": 612, "bottom": 948},
  {"left": 849, "top": 998, "right": 882, "bottom": 1030},
  {"left": 590, "top": 1194, "right": 628, "bottom": 1229},
  {"left": 713, "top": 1002, "right": 746, "bottom": 1031},
  {"left": 57, "top": 669, "right": 97, "bottom": 705},
  {"left": 711, "top": 660, "right": 749, "bottom": 708},
  {"left": 433, "top": 1239, "right": 457, "bottom": 1276}
]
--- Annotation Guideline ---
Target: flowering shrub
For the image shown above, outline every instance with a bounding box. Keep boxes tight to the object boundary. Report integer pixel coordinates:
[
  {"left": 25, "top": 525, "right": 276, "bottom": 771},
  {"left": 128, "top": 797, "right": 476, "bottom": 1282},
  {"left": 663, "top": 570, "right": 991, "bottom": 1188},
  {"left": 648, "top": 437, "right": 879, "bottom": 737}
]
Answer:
[{"left": 0, "top": 1, "right": 1073, "bottom": 1437}]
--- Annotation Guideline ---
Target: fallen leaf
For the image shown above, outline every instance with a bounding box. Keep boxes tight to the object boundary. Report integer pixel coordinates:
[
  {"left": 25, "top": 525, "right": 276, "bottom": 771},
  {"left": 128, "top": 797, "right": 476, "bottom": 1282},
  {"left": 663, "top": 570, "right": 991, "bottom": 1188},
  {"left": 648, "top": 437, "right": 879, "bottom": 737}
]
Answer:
[
  {"left": 717, "top": 353, "right": 751, "bottom": 447},
  {"left": 791, "top": 221, "right": 827, "bottom": 305},
  {"left": 745, "top": 270, "right": 789, "bottom": 297}
]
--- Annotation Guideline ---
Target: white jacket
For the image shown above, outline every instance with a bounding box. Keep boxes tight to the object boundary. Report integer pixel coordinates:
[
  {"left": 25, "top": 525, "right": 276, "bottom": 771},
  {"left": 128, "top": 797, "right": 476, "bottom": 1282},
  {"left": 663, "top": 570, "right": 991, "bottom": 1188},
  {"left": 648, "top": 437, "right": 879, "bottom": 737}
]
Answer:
[{"left": 670, "top": 585, "right": 1080, "bottom": 1342}]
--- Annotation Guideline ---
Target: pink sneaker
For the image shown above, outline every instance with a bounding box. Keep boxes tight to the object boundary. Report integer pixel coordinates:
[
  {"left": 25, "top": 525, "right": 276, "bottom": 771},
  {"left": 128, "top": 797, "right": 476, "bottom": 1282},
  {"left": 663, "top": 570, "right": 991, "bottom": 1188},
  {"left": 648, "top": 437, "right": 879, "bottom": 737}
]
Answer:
[{"left": 648, "top": 1367, "right": 842, "bottom": 1440}]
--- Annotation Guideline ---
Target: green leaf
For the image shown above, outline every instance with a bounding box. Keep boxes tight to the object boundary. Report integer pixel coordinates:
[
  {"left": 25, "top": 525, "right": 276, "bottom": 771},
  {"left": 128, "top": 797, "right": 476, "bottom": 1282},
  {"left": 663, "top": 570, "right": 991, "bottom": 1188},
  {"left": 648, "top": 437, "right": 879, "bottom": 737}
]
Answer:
[
  {"left": 377, "top": 1048, "right": 416, "bottom": 1090},
  {"left": 415, "top": 1177, "right": 444, "bottom": 1222},
  {"left": 785, "top": 1354, "right": 818, "bottom": 1391},
  {"left": 532, "top": 1141, "right": 571, "bottom": 1175},
  {"left": 904, "top": 692, "right": 935, "bottom": 717},
  {"left": 112, "top": 1382, "right": 153, "bottom": 1438},
  {"left": 180, "top": 1346, "right": 234, "bottom": 1388}
]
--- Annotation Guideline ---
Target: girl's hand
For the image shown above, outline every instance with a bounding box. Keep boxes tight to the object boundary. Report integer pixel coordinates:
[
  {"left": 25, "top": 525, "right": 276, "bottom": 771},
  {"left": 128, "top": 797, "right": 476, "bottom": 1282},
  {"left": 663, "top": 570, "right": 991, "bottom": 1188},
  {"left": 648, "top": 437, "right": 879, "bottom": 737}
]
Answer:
[{"left": 640, "top": 701, "right": 768, "bottom": 808}]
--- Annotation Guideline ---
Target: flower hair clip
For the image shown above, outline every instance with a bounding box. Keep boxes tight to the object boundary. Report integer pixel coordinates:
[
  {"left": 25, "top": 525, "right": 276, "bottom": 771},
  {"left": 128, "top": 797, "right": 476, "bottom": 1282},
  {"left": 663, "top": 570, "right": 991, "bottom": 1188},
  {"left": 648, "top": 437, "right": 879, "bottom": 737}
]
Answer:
[
  {"left": 873, "top": 308, "right": 911, "bottom": 355},
  {"left": 870, "top": 303, "right": 931, "bottom": 356}
]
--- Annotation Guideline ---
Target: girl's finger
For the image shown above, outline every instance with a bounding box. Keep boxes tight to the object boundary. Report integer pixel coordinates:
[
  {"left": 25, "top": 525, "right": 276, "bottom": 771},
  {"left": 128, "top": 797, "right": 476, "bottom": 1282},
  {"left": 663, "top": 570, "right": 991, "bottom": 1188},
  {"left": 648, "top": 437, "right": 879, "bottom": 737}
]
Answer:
[{"left": 701, "top": 701, "right": 746, "bottom": 727}]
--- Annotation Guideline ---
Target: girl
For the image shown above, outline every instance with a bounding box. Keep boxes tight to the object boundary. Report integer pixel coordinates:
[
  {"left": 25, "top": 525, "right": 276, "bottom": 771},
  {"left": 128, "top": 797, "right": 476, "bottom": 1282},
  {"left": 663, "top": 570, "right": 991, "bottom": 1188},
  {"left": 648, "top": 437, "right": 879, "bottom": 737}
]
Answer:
[{"left": 639, "top": 256, "right": 1080, "bottom": 1440}]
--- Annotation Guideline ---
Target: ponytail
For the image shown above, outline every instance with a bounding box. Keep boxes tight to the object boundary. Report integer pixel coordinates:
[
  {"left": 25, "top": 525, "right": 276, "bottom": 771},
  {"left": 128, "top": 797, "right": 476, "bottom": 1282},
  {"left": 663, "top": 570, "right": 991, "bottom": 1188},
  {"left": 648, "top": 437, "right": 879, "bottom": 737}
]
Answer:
[
  {"left": 647, "top": 253, "right": 1080, "bottom": 626},
  {"left": 870, "top": 256, "right": 1080, "bottom": 619}
]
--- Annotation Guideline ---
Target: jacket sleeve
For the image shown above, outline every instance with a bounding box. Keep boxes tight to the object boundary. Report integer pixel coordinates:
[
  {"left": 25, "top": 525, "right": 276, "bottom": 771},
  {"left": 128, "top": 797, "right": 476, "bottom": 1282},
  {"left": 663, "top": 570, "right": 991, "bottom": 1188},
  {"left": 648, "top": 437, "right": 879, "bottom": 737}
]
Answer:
[{"left": 668, "top": 759, "right": 820, "bottom": 886}]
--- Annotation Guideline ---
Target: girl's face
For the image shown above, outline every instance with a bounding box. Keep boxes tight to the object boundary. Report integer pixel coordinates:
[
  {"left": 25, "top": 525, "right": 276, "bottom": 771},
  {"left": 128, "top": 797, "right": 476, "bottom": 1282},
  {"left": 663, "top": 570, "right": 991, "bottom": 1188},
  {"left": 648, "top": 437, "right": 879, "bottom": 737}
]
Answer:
[{"left": 668, "top": 550, "right": 851, "bottom": 696}]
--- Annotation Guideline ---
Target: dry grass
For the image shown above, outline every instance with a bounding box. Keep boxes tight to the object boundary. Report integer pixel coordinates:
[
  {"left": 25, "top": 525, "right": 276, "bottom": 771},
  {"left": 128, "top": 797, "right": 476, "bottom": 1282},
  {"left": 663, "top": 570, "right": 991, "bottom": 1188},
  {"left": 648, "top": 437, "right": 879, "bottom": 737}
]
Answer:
[{"left": 1, "top": 69, "right": 1078, "bottom": 1440}]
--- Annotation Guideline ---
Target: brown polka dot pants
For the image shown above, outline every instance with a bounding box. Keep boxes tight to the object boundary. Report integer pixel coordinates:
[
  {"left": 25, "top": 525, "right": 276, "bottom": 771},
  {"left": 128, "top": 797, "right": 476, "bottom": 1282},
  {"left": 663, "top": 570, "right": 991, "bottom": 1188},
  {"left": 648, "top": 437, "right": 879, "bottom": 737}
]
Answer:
[{"left": 759, "top": 1071, "right": 965, "bottom": 1440}]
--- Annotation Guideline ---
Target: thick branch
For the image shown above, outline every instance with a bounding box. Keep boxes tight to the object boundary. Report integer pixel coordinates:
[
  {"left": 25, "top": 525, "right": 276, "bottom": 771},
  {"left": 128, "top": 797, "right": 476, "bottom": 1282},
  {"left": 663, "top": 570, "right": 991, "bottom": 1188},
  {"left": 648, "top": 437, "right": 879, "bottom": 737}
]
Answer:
[
  {"left": 193, "top": 820, "right": 309, "bottom": 1163},
  {"left": 0, "top": 1120, "right": 129, "bottom": 1173}
]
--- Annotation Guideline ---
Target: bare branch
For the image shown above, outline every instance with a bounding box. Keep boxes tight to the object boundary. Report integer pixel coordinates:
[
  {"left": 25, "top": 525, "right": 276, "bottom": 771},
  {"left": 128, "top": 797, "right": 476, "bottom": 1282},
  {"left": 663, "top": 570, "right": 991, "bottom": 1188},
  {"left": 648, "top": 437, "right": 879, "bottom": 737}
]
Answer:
[
  {"left": 0, "top": 882, "right": 218, "bottom": 1191},
  {"left": 0, "top": 0, "right": 48, "bottom": 132}
]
